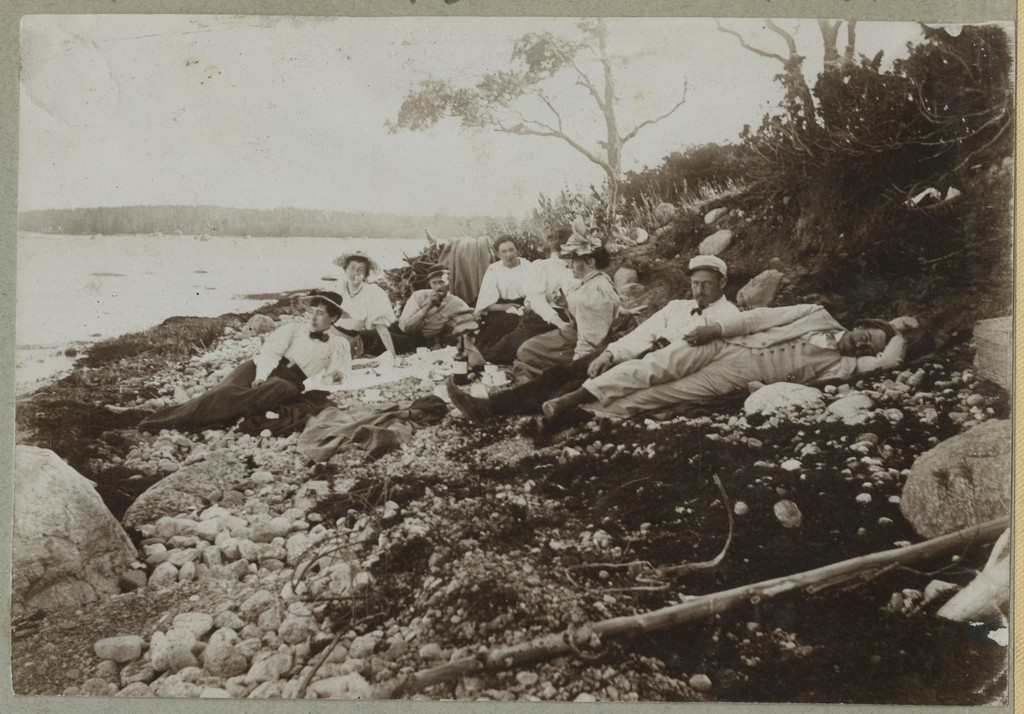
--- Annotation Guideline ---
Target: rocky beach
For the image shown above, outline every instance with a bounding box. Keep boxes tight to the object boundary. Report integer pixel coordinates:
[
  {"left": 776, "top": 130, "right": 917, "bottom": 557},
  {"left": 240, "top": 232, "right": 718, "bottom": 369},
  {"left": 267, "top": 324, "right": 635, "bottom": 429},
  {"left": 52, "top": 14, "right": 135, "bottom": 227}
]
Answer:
[{"left": 11, "top": 285, "right": 1011, "bottom": 702}]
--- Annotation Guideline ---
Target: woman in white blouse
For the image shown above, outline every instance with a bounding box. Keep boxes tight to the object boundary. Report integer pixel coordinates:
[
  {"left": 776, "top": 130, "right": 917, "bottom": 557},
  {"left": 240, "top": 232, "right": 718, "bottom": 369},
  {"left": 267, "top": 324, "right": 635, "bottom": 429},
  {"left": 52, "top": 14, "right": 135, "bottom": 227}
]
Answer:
[
  {"left": 513, "top": 233, "right": 619, "bottom": 381},
  {"left": 331, "top": 252, "right": 400, "bottom": 362}
]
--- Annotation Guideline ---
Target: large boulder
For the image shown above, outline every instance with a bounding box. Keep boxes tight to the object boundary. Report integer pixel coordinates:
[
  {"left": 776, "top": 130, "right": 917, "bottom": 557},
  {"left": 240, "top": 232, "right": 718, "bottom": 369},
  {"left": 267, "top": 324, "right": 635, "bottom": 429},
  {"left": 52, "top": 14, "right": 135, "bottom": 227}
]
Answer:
[
  {"left": 13, "top": 446, "right": 137, "bottom": 617},
  {"left": 744, "top": 383, "right": 824, "bottom": 416},
  {"left": 698, "top": 229, "right": 734, "bottom": 256},
  {"left": 973, "top": 316, "right": 1011, "bottom": 391},
  {"left": 737, "top": 270, "right": 785, "bottom": 309},
  {"left": 900, "top": 419, "right": 1012, "bottom": 538},
  {"left": 122, "top": 453, "right": 247, "bottom": 530}
]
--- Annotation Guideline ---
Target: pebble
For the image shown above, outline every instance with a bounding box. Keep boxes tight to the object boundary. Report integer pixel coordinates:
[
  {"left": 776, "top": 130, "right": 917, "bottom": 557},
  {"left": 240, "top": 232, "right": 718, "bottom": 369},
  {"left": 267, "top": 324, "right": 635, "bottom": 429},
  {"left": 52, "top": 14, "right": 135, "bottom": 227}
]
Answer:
[
  {"left": 172, "top": 612, "right": 214, "bottom": 639},
  {"left": 244, "top": 652, "right": 293, "bottom": 684},
  {"left": 780, "top": 459, "right": 801, "bottom": 472},
  {"left": 733, "top": 501, "right": 749, "bottom": 516},
  {"left": 773, "top": 500, "right": 802, "bottom": 528},
  {"left": 855, "top": 493, "right": 872, "bottom": 505},
  {"left": 148, "top": 561, "right": 179, "bottom": 589},
  {"left": 203, "top": 642, "right": 249, "bottom": 678},
  {"left": 94, "top": 635, "right": 144, "bottom": 663},
  {"left": 688, "top": 673, "right": 713, "bottom": 692},
  {"left": 239, "top": 590, "right": 275, "bottom": 622},
  {"left": 115, "top": 681, "right": 153, "bottom": 697}
]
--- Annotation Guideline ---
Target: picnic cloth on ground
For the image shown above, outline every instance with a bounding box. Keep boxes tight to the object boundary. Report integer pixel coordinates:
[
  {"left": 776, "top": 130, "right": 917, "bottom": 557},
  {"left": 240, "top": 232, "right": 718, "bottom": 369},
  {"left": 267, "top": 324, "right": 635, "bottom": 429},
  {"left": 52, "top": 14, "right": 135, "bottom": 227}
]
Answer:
[
  {"left": 297, "top": 395, "right": 448, "bottom": 462},
  {"left": 237, "top": 390, "right": 333, "bottom": 437},
  {"left": 437, "top": 236, "right": 493, "bottom": 307}
]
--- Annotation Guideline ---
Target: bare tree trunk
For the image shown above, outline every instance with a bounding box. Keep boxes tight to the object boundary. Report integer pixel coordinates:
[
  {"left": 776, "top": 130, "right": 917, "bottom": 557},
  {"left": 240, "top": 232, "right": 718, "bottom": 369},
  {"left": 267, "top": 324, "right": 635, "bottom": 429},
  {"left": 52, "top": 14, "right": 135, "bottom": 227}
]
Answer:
[{"left": 370, "top": 516, "right": 1008, "bottom": 699}]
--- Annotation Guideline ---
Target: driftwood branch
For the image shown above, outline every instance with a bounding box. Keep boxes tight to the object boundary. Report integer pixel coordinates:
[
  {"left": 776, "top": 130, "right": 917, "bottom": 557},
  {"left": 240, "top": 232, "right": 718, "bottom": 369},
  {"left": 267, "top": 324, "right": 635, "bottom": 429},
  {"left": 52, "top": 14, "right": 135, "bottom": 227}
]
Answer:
[{"left": 370, "top": 516, "right": 1009, "bottom": 699}]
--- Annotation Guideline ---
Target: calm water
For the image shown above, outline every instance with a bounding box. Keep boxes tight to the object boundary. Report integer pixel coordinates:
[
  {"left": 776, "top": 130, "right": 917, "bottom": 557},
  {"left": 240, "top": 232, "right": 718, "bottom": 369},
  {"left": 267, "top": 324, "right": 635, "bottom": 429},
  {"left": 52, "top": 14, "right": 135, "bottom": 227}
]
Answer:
[{"left": 15, "top": 232, "right": 424, "bottom": 388}]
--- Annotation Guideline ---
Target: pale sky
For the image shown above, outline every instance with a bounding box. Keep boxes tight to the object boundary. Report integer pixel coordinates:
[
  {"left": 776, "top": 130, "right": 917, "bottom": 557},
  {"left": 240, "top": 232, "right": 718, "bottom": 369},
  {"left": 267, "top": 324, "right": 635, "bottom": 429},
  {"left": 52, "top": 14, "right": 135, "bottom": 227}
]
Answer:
[{"left": 19, "top": 15, "right": 934, "bottom": 218}]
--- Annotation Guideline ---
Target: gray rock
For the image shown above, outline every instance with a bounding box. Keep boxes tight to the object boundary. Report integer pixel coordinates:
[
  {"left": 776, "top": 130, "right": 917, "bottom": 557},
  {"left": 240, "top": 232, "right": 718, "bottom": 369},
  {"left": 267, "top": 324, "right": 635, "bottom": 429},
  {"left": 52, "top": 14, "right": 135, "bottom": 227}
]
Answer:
[
  {"left": 278, "top": 616, "right": 312, "bottom": 645},
  {"left": 12, "top": 446, "right": 138, "bottom": 618},
  {"left": 115, "top": 681, "right": 154, "bottom": 697},
  {"left": 155, "top": 675, "right": 202, "bottom": 698},
  {"left": 148, "top": 562, "right": 179, "bottom": 589},
  {"left": 203, "top": 642, "right": 249, "bottom": 678},
  {"left": 737, "top": 269, "right": 785, "bottom": 309},
  {"left": 167, "top": 548, "right": 198, "bottom": 567},
  {"left": 689, "top": 673, "right": 713, "bottom": 692},
  {"left": 285, "top": 532, "right": 312, "bottom": 566},
  {"left": 95, "top": 635, "right": 144, "bottom": 663},
  {"left": 214, "top": 610, "right": 245, "bottom": 631},
  {"left": 94, "top": 658, "right": 122, "bottom": 682},
  {"left": 309, "top": 672, "right": 372, "bottom": 699},
  {"left": 248, "top": 681, "right": 284, "bottom": 698},
  {"left": 703, "top": 206, "right": 728, "bottom": 225},
  {"left": 241, "top": 314, "right": 276, "bottom": 337},
  {"left": 239, "top": 590, "right": 275, "bottom": 622},
  {"left": 178, "top": 560, "right": 197, "bottom": 582},
  {"left": 120, "top": 658, "right": 156, "bottom": 687},
  {"left": 119, "top": 570, "right": 148, "bottom": 592},
  {"left": 172, "top": 612, "right": 214, "bottom": 639},
  {"left": 654, "top": 202, "right": 677, "bottom": 225},
  {"left": 122, "top": 453, "right": 247, "bottom": 530},
  {"left": 774, "top": 500, "right": 803, "bottom": 529},
  {"left": 698, "top": 229, "right": 733, "bottom": 256},
  {"left": 901, "top": 419, "right": 1012, "bottom": 538},
  {"left": 744, "top": 383, "right": 823, "bottom": 416},
  {"left": 826, "top": 392, "right": 874, "bottom": 425},
  {"left": 144, "top": 543, "right": 168, "bottom": 565},
  {"left": 244, "top": 652, "right": 293, "bottom": 684}
]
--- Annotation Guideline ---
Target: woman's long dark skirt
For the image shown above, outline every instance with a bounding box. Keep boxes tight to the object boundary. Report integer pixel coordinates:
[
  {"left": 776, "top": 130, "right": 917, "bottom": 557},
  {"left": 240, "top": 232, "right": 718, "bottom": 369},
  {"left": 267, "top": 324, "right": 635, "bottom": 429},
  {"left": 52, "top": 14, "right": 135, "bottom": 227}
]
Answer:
[{"left": 138, "top": 360, "right": 302, "bottom": 432}]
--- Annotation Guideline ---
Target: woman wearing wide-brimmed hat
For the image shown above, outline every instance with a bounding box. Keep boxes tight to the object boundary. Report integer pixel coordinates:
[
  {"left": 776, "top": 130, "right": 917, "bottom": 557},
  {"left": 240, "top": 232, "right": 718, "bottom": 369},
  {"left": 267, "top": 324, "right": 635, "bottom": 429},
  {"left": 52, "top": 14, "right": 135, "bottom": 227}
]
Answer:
[
  {"left": 139, "top": 291, "right": 351, "bottom": 432},
  {"left": 331, "top": 251, "right": 401, "bottom": 362},
  {"left": 511, "top": 231, "right": 619, "bottom": 381}
]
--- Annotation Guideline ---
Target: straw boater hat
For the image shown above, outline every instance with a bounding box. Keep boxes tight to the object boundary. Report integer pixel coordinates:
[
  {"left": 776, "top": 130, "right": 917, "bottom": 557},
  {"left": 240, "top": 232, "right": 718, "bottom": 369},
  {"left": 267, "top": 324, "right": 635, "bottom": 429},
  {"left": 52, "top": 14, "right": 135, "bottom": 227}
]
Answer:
[
  {"left": 444, "top": 309, "right": 480, "bottom": 336},
  {"left": 301, "top": 290, "right": 344, "bottom": 315},
  {"left": 333, "top": 251, "right": 382, "bottom": 280}
]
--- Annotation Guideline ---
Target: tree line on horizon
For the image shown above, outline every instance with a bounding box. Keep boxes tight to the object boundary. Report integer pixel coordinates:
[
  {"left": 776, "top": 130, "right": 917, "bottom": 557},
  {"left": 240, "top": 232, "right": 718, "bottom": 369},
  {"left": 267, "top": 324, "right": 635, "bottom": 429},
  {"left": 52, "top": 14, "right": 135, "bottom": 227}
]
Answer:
[{"left": 17, "top": 205, "right": 493, "bottom": 240}]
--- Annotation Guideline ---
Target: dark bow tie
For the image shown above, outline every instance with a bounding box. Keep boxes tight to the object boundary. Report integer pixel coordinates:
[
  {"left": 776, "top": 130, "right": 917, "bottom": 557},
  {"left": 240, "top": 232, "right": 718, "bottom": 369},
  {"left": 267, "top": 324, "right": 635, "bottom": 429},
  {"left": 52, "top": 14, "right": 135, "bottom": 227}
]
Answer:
[
  {"left": 690, "top": 306, "right": 704, "bottom": 316},
  {"left": 309, "top": 330, "right": 329, "bottom": 342}
]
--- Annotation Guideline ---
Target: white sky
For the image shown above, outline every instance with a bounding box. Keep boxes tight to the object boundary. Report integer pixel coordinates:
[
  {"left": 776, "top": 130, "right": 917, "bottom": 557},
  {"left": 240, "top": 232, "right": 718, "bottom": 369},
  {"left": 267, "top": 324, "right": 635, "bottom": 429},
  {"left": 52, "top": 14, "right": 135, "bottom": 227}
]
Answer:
[{"left": 19, "top": 15, "right": 936, "bottom": 218}]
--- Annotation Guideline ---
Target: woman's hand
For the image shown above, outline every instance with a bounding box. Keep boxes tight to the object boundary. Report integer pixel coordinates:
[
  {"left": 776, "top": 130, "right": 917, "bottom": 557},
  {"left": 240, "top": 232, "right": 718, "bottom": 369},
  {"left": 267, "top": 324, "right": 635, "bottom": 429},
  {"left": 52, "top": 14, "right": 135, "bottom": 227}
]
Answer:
[{"left": 587, "top": 351, "right": 616, "bottom": 377}]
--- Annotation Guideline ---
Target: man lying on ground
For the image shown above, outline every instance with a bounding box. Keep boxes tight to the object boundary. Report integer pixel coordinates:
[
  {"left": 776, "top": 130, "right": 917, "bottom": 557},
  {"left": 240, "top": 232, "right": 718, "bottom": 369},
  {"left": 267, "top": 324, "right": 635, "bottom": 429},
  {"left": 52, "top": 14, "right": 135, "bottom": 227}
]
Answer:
[
  {"left": 446, "top": 255, "right": 739, "bottom": 421},
  {"left": 539, "top": 303, "right": 912, "bottom": 427},
  {"left": 139, "top": 291, "right": 351, "bottom": 432}
]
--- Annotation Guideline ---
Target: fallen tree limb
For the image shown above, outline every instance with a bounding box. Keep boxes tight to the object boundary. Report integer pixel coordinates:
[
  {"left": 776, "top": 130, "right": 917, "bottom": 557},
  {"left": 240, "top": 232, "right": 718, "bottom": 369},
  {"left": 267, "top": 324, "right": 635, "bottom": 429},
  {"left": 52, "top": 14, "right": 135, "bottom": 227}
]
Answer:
[{"left": 369, "top": 516, "right": 1009, "bottom": 699}]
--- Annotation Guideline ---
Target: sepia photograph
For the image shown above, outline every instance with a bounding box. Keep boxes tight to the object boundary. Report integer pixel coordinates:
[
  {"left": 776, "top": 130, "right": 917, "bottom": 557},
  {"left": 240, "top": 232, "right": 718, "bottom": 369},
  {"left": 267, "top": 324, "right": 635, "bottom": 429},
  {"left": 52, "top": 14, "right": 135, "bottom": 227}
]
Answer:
[{"left": 9, "top": 5, "right": 1014, "bottom": 705}]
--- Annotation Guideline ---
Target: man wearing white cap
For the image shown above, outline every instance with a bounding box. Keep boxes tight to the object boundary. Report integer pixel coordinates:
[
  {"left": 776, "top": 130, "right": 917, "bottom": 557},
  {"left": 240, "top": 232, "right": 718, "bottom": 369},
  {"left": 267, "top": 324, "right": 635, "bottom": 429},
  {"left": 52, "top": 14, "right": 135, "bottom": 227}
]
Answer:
[
  {"left": 139, "top": 291, "right": 351, "bottom": 432},
  {"left": 446, "top": 255, "right": 738, "bottom": 421}
]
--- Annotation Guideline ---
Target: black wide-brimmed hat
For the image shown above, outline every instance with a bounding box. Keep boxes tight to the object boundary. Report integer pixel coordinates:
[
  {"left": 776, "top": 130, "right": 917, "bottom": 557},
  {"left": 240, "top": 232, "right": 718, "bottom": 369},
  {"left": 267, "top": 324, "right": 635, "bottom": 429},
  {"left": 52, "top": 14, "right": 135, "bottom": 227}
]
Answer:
[{"left": 301, "top": 290, "right": 344, "bottom": 313}]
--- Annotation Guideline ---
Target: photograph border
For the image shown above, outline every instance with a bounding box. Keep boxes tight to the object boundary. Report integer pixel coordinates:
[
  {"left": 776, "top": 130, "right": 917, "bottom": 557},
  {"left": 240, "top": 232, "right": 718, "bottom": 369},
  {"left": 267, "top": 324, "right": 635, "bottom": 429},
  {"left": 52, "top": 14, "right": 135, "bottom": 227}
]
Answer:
[{"left": 1, "top": 1, "right": 1017, "bottom": 712}]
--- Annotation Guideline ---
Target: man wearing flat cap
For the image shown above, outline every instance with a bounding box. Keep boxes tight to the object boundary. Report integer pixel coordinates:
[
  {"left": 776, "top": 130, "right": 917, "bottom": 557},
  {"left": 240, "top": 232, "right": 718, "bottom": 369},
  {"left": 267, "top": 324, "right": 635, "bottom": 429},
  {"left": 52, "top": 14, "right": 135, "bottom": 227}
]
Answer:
[
  {"left": 446, "top": 254, "right": 739, "bottom": 421},
  {"left": 139, "top": 291, "right": 351, "bottom": 432},
  {"left": 396, "top": 265, "right": 474, "bottom": 347}
]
